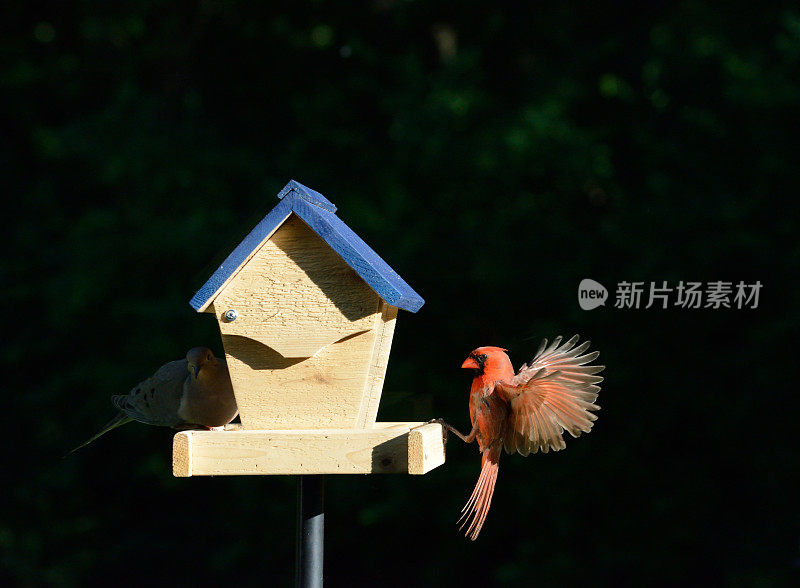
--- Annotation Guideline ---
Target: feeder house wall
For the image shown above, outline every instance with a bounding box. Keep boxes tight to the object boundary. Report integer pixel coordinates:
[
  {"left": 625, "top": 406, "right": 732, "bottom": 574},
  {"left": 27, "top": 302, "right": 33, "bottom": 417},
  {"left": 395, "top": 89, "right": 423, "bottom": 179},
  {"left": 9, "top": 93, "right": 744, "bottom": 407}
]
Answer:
[{"left": 208, "top": 214, "right": 398, "bottom": 430}]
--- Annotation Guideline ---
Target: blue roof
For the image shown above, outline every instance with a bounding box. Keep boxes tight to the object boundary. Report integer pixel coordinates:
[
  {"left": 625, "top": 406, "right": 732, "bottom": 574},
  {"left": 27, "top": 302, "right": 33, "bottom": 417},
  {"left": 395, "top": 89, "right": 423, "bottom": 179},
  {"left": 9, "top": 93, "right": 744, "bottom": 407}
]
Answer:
[{"left": 190, "top": 180, "right": 425, "bottom": 313}]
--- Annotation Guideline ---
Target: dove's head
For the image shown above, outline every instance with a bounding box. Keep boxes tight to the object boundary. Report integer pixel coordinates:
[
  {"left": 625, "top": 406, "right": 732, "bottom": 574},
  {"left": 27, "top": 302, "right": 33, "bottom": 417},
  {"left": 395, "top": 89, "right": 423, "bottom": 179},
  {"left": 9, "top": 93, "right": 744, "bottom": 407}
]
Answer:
[{"left": 186, "top": 347, "right": 218, "bottom": 379}]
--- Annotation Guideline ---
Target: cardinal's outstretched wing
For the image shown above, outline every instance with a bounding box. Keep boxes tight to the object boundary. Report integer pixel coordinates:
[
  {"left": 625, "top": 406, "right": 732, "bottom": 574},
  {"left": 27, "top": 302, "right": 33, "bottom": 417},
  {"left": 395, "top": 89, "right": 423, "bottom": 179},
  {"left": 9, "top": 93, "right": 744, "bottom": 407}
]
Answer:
[{"left": 498, "top": 335, "right": 603, "bottom": 456}]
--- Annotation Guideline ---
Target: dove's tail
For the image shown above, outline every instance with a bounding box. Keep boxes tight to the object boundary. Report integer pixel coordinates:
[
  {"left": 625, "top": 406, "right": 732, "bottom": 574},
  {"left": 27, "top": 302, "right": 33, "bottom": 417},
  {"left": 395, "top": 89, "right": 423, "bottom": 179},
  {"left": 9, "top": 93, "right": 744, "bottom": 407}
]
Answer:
[{"left": 66, "top": 413, "right": 134, "bottom": 455}]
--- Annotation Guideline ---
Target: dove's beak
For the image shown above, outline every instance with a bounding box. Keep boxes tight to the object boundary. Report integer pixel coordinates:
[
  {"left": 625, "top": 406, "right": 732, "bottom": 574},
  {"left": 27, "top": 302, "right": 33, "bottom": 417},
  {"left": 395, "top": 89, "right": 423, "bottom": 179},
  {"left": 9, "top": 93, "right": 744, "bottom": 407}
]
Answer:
[{"left": 190, "top": 364, "right": 200, "bottom": 379}]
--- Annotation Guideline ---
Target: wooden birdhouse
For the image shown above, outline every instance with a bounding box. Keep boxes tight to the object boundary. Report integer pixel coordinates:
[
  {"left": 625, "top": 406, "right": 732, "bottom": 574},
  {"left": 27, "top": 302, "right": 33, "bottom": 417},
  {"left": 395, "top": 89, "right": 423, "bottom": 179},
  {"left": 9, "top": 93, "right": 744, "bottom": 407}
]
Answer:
[{"left": 173, "top": 181, "right": 445, "bottom": 477}]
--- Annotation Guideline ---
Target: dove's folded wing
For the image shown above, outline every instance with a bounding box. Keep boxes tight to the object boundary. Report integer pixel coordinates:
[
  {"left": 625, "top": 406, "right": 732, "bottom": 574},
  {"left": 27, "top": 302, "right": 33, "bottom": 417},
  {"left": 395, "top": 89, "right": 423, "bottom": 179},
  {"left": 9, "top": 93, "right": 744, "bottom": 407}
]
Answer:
[{"left": 113, "top": 360, "right": 187, "bottom": 427}]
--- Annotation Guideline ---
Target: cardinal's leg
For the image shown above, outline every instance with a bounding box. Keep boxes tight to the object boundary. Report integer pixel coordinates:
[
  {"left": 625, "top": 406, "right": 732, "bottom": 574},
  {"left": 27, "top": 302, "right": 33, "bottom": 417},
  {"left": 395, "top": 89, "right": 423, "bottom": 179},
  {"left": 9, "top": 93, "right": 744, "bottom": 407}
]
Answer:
[{"left": 428, "top": 419, "right": 478, "bottom": 443}]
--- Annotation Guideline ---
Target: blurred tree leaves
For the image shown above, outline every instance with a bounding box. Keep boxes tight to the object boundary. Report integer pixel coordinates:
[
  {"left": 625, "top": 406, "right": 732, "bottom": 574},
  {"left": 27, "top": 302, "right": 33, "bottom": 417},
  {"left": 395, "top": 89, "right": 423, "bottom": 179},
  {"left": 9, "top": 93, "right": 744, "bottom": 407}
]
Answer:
[{"left": 2, "top": 1, "right": 799, "bottom": 586}]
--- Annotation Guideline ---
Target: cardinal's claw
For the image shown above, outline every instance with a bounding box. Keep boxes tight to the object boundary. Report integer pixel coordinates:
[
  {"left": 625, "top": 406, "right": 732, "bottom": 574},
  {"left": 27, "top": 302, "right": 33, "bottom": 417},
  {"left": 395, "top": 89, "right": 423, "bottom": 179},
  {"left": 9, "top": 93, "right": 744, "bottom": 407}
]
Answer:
[
  {"left": 429, "top": 418, "right": 476, "bottom": 443},
  {"left": 427, "top": 418, "right": 449, "bottom": 443}
]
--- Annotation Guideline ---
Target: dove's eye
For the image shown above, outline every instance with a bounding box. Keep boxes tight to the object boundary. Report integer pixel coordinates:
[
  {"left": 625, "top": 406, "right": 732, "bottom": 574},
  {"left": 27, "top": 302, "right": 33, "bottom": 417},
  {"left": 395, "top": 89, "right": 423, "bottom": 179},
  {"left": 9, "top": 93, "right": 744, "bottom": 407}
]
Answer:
[{"left": 206, "top": 354, "right": 212, "bottom": 361}]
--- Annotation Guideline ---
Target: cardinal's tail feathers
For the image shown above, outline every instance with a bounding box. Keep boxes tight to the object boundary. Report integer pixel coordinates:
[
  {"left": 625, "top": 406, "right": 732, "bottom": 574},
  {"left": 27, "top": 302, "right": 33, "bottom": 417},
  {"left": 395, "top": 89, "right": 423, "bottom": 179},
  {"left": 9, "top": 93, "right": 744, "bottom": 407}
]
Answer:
[
  {"left": 65, "top": 413, "right": 134, "bottom": 456},
  {"left": 457, "top": 446, "right": 501, "bottom": 541}
]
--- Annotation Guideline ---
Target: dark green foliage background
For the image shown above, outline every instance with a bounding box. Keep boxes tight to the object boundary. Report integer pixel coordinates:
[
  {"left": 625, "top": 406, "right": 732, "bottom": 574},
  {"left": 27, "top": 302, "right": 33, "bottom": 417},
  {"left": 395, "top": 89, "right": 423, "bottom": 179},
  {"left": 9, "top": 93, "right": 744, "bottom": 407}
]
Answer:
[{"left": 3, "top": 2, "right": 799, "bottom": 586}]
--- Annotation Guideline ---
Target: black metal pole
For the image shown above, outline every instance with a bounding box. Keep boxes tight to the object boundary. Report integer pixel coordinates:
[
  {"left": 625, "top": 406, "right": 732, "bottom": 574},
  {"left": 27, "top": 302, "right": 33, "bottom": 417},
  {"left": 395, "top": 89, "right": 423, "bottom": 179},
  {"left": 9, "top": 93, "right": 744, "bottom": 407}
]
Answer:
[{"left": 295, "top": 475, "right": 324, "bottom": 588}]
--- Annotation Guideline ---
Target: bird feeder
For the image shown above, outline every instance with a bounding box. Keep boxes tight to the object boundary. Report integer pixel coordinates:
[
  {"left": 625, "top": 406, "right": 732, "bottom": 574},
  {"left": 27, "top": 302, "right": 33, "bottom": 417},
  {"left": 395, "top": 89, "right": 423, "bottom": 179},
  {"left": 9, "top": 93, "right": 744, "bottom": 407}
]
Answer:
[{"left": 172, "top": 181, "right": 445, "bottom": 477}]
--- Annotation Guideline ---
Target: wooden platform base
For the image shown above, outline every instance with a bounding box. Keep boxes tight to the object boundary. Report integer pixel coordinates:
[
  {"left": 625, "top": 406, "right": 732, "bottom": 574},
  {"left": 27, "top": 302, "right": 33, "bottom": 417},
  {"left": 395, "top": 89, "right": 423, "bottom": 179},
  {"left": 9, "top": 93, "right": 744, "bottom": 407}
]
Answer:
[{"left": 173, "top": 422, "right": 445, "bottom": 477}]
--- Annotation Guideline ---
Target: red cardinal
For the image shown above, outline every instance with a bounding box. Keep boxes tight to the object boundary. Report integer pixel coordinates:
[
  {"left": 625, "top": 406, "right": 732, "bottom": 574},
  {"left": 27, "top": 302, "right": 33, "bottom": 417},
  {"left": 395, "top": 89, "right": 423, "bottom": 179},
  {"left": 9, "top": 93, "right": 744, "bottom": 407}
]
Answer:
[{"left": 436, "top": 335, "right": 603, "bottom": 540}]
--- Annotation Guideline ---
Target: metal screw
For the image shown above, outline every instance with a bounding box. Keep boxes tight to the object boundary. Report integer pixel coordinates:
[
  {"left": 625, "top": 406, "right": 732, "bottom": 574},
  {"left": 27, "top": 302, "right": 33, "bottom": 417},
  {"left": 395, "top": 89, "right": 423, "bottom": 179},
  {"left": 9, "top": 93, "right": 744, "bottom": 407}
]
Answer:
[{"left": 223, "top": 309, "right": 238, "bottom": 322}]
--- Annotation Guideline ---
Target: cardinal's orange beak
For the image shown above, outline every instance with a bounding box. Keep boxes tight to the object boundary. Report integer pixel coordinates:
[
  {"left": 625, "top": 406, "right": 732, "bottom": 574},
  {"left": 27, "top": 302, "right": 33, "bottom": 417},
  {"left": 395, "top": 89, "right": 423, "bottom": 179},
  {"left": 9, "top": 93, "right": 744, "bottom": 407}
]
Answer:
[{"left": 461, "top": 356, "right": 479, "bottom": 369}]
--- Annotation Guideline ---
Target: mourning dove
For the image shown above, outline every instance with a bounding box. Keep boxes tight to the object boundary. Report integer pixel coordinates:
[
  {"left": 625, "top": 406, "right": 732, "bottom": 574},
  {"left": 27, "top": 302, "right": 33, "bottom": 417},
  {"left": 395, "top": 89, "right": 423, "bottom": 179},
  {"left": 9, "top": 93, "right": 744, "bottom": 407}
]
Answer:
[{"left": 69, "top": 347, "right": 238, "bottom": 453}]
